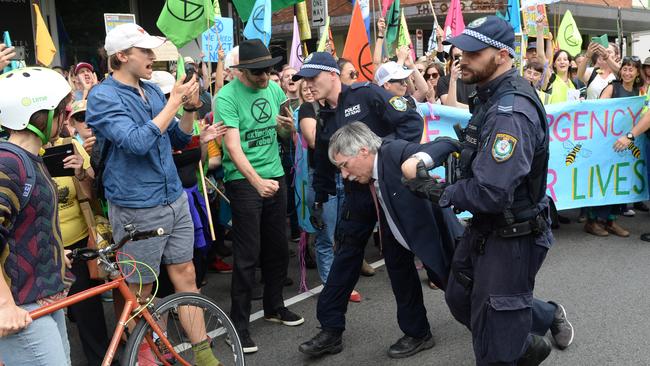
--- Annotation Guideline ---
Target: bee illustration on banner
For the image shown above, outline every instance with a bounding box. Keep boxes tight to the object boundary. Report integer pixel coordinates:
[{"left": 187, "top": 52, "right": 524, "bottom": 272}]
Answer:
[
  {"left": 563, "top": 140, "right": 592, "bottom": 166},
  {"left": 616, "top": 141, "right": 642, "bottom": 159}
]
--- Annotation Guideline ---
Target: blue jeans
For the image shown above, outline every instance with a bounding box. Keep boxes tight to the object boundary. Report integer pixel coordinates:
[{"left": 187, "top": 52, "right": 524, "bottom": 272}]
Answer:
[
  {"left": 0, "top": 302, "right": 71, "bottom": 365},
  {"left": 306, "top": 171, "right": 345, "bottom": 283}
]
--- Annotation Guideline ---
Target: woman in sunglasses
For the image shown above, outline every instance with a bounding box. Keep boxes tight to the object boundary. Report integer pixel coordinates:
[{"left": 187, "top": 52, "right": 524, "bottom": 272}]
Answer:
[
  {"left": 337, "top": 58, "right": 359, "bottom": 86},
  {"left": 423, "top": 62, "right": 444, "bottom": 104}
]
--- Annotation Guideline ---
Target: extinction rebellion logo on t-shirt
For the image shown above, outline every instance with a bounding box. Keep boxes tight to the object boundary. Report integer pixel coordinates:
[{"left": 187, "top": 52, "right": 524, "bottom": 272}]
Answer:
[
  {"left": 246, "top": 127, "right": 276, "bottom": 148},
  {"left": 251, "top": 98, "right": 272, "bottom": 123}
]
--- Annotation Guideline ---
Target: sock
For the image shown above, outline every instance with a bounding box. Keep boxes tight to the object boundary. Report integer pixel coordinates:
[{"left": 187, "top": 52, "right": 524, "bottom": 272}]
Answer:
[{"left": 192, "top": 338, "right": 221, "bottom": 366}]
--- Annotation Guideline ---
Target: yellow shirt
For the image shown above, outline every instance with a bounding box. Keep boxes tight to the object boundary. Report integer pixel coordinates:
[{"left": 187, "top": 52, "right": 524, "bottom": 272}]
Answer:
[
  {"left": 547, "top": 75, "right": 576, "bottom": 105},
  {"left": 52, "top": 138, "right": 91, "bottom": 247}
]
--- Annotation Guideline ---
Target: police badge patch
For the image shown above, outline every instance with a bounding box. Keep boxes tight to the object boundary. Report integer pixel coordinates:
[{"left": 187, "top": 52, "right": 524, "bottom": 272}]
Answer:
[
  {"left": 389, "top": 96, "right": 407, "bottom": 112},
  {"left": 492, "top": 133, "right": 517, "bottom": 162}
]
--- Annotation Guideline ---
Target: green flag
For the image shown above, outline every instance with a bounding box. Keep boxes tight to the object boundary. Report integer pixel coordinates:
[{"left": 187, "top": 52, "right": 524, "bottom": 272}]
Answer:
[
  {"left": 397, "top": 11, "right": 410, "bottom": 48},
  {"left": 157, "top": 0, "right": 214, "bottom": 48},
  {"left": 557, "top": 10, "right": 582, "bottom": 57},
  {"left": 385, "top": 0, "right": 401, "bottom": 53},
  {"left": 232, "top": 0, "right": 301, "bottom": 22}
]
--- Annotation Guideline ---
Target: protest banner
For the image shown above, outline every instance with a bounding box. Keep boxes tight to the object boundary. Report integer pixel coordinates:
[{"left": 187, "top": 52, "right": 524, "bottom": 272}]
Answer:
[
  {"left": 201, "top": 17, "right": 234, "bottom": 62},
  {"left": 103, "top": 13, "right": 135, "bottom": 35},
  {"left": 522, "top": 4, "right": 551, "bottom": 39},
  {"left": 419, "top": 97, "right": 649, "bottom": 211}
]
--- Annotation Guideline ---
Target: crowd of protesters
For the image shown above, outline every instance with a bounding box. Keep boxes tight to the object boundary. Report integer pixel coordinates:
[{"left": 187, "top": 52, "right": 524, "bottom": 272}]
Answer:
[{"left": 0, "top": 10, "right": 649, "bottom": 366}]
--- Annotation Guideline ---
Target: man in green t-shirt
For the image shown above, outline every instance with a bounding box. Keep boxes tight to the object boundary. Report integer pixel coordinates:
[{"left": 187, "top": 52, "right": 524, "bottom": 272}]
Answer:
[{"left": 214, "top": 39, "right": 304, "bottom": 354}]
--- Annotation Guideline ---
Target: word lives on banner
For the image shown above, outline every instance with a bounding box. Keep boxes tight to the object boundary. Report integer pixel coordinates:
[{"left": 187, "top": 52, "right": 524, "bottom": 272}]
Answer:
[{"left": 419, "top": 96, "right": 649, "bottom": 210}]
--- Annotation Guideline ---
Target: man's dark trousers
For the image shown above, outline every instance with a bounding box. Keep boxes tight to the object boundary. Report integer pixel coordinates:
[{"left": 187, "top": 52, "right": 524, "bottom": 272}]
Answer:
[
  {"left": 445, "top": 228, "right": 553, "bottom": 365},
  {"left": 317, "top": 187, "right": 375, "bottom": 332},
  {"left": 226, "top": 177, "right": 289, "bottom": 332}
]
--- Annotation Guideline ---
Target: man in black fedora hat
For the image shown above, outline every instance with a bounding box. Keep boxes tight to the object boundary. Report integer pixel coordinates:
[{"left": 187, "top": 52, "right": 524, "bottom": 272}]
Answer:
[{"left": 214, "top": 39, "right": 304, "bottom": 354}]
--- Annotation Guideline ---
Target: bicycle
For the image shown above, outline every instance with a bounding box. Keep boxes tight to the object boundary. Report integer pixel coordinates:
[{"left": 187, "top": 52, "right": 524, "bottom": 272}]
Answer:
[{"left": 29, "top": 224, "right": 245, "bottom": 366}]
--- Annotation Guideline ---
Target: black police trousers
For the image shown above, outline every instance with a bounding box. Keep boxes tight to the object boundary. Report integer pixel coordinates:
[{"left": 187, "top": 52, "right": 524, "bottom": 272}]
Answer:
[
  {"left": 316, "top": 188, "right": 431, "bottom": 339},
  {"left": 445, "top": 227, "right": 555, "bottom": 365}
]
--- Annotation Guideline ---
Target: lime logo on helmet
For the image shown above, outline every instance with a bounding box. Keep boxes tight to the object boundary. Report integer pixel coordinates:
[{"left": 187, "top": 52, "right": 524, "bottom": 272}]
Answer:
[{"left": 21, "top": 96, "right": 48, "bottom": 106}]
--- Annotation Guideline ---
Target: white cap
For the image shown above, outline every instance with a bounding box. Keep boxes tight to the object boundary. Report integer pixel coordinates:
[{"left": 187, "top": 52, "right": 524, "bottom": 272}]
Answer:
[
  {"left": 105, "top": 23, "right": 166, "bottom": 56},
  {"left": 224, "top": 46, "right": 239, "bottom": 69},
  {"left": 374, "top": 62, "right": 414, "bottom": 86},
  {"left": 183, "top": 56, "right": 196, "bottom": 65},
  {"left": 146, "top": 71, "right": 176, "bottom": 95}
]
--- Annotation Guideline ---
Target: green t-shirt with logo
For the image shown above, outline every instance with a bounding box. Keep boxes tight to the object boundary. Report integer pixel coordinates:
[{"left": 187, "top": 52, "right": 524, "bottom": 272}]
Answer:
[{"left": 215, "top": 79, "right": 286, "bottom": 182}]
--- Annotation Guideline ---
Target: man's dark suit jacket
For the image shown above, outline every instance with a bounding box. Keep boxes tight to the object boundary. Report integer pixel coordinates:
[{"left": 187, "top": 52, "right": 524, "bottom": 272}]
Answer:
[{"left": 376, "top": 138, "right": 464, "bottom": 288}]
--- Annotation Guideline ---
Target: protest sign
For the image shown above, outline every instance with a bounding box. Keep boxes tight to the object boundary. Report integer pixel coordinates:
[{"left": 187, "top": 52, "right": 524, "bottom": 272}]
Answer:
[
  {"left": 103, "top": 13, "right": 135, "bottom": 35},
  {"left": 419, "top": 97, "right": 649, "bottom": 211},
  {"left": 522, "top": 4, "right": 551, "bottom": 39},
  {"left": 202, "top": 17, "right": 234, "bottom": 62}
]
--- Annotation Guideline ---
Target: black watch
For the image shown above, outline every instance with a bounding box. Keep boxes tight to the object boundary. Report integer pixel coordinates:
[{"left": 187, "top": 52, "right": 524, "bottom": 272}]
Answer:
[{"left": 626, "top": 132, "right": 635, "bottom": 141}]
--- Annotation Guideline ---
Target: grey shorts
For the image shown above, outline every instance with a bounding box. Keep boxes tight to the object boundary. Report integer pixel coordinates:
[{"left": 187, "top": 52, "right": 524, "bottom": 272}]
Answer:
[{"left": 108, "top": 193, "right": 194, "bottom": 284}]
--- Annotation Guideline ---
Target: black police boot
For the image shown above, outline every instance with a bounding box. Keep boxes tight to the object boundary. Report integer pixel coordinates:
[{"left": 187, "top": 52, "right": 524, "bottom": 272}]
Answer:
[
  {"left": 387, "top": 332, "right": 435, "bottom": 359},
  {"left": 298, "top": 330, "right": 343, "bottom": 357},
  {"left": 517, "top": 335, "right": 552, "bottom": 366}
]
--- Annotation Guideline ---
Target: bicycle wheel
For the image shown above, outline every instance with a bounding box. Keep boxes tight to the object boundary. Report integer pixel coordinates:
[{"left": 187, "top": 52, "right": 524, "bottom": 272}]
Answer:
[{"left": 122, "top": 292, "right": 244, "bottom": 366}]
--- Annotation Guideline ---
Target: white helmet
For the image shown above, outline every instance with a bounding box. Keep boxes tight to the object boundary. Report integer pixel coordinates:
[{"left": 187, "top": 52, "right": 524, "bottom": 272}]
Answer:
[{"left": 0, "top": 67, "right": 72, "bottom": 132}]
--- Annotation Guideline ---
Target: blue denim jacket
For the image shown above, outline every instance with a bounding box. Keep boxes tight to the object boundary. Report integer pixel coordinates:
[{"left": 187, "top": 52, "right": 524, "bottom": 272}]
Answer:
[{"left": 86, "top": 76, "right": 191, "bottom": 208}]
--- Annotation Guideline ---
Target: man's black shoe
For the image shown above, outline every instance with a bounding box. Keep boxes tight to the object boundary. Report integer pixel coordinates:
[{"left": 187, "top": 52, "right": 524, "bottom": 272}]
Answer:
[
  {"left": 517, "top": 335, "right": 552, "bottom": 366},
  {"left": 298, "top": 330, "right": 343, "bottom": 357},
  {"left": 387, "top": 332, "right": 435, "bottom": 359}
]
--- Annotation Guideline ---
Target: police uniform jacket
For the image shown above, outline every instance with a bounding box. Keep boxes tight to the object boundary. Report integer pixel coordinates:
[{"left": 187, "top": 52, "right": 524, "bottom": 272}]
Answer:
[
  {"left": 439, "top": 69, "right": 550, "bottom": 231},
  {"left": 313, "top": 82, "right": 423, "bottom": 203}
]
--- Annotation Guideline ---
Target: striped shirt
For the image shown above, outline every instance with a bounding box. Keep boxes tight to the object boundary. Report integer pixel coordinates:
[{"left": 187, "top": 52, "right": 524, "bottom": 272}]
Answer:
[{"left": 0, "top": 143, "right": 70, "bottom": 305}]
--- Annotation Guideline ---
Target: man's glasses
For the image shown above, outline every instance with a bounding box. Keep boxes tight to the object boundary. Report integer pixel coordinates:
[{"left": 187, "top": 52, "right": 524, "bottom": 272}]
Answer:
[
  {"left": 424, "top": 72, "right": 440, "bottom": 81},
  {"left": 349, "top": 71, "right": 359, "bottom": 79},
  {"left": 249, "top": 67, "right": 272, "bottom": 76},
  {"left": 388, "top": 79, "right": 408, "bottom": 85}
]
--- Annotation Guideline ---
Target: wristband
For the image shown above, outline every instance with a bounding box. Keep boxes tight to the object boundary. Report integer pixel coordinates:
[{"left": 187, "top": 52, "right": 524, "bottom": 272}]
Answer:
[
  {"left": 377, "top": 36, "right": 384, "bottom": 39},
  {"left": 183, "top": 102, "right": 203, "bottom": 112}
]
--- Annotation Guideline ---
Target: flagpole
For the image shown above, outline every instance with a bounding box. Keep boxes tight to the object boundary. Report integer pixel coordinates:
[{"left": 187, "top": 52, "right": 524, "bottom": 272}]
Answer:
[{"left": 372, "top": 0, "right": 378, "bottom": 46}]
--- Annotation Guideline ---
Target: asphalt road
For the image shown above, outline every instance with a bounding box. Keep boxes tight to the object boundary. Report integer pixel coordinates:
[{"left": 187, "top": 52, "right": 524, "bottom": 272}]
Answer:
[{"left": 67, "top": 207, "right": 650, "bottom": 366}]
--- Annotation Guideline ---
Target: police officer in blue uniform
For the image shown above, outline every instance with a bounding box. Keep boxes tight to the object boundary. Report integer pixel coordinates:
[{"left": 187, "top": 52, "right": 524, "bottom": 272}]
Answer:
[
  {"left": 403, "top": 16, "right": 574, "bottom": 365},
  {"left": 291, "top": 53, "right": 426, "bottom": 357}
]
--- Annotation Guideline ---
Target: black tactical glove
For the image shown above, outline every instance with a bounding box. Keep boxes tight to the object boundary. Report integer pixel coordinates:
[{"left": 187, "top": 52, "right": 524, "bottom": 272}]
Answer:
[
  {"left": 309, "top": 202, "right": 325, "bottom": 230},
  {"left": 402, "top": 160, "right": 448, "bottom": 204},
  {"left": 433, "top": 136, "right": 463, "bottom": 153}
]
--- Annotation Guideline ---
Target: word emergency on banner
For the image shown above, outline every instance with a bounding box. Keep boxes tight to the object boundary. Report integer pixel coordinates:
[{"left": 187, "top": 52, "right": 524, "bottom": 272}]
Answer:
[
  {"left": 202, "top": 17, "right": 234, "bottom": 62},
  {"left": 419, "top": 96, "right": 649, "bottom": 211}
]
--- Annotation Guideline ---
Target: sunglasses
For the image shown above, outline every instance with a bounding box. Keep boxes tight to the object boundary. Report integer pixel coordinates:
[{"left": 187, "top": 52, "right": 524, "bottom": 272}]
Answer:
[
  {"left": 623, "top": 56, "right": 641, "bottom": 62},
  {"left": 424, "top": 72, "right": 440, "bottom": 81},
  {"left": 349, "top": 70, "right": 359, "bottom": 79},
  {"left": 249, "top": 67, "right": 272, "bottom": 76},
  {"left": 388, "top": 79, "right": 408, "bottom": 85}
]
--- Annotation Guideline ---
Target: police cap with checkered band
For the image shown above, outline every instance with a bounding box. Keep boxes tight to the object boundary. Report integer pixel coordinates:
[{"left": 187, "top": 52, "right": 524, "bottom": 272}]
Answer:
[
  {"left": 443, "top": 16, "right": 516, "bottom": 57},
  {"left": 292, "top": 52, "right": 340, "bottom": 81}
]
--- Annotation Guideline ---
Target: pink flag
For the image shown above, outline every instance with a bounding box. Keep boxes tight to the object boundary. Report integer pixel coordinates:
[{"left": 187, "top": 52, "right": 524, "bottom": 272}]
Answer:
[
  {"left": 381, "top": 0, "right": 394, "bottom": 17},
  {"left": 443, "top": 0, "right": 465, "bottom": 38},
  {"left": 289, "top": 16, "right": 303, "bottom": 70}
]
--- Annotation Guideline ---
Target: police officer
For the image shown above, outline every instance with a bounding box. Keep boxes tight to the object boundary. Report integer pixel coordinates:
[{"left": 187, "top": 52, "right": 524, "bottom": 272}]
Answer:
[
  {"left": 292, "top": 53, "right": 425, "bottom": 357},
  {"left": 403, "top": 16, "right": 574, "bottom": 365}
]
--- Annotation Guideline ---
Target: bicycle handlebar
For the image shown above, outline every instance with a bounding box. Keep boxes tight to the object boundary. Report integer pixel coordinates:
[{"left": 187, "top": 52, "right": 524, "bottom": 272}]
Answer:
[{"left": 67, "top": 227, "right": 165, "bottom": 262}]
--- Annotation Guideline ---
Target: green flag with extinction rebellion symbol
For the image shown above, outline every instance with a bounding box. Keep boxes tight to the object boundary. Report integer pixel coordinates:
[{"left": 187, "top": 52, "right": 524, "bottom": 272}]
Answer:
[{"left": 157, "top": 0, "right": 214, "bottom": 48}]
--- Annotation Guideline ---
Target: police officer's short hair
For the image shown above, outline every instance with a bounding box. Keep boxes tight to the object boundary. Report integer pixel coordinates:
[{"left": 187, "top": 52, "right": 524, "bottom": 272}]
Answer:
[{"left": 328, "top": 122, "right": 382, "bottom": 164}]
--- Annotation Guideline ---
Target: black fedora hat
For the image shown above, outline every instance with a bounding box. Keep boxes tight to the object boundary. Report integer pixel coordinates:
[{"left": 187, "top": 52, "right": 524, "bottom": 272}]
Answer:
[{"left": 232, "top": 39, "right": 282, "bottom": 69}]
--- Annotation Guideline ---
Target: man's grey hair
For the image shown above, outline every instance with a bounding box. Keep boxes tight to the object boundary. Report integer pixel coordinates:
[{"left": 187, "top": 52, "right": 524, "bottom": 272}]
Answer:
[{"left": 328, "top": 122, "right": 382, "bottom": 164}]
